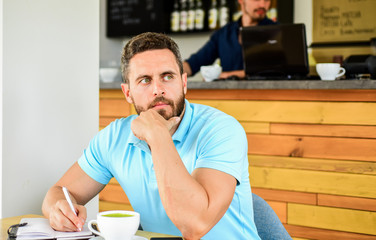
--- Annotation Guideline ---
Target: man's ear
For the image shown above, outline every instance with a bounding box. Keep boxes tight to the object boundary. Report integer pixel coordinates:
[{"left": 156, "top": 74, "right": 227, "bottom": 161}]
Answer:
[
  {"left": 121, "top": 83, "right": 133, "bottom": 104},
  {"left": 182, "top": 72, "right": 188, "bottom": 95}
]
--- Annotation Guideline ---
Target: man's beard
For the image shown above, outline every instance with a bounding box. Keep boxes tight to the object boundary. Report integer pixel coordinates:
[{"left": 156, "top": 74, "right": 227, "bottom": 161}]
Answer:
[
  {"left": 133, "top": 92, "right": 185, "bottom": 120},
  {"left": 243, "top": 2, "right": 267, "bottom": 23},
  {"left": 252, "top": 7, "right": 267, "bottom": 21}
]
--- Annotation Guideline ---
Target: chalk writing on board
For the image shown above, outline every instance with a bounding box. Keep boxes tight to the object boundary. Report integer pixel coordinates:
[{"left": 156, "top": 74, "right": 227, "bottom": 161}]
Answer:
[
  {"left": 109, "top": 0, "right": 143, "bottom": 26},
  {"left": 317, "top": 0, "right": 375, "bottom": 40}
]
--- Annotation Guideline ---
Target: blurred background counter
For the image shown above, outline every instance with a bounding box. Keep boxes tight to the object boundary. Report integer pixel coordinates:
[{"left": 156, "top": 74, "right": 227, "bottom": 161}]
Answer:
[{"left": 100, "top": 79, "right": 376, "bottom": 90}]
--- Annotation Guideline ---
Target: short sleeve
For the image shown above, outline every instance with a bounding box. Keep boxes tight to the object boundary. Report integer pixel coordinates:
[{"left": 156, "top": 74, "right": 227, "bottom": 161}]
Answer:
[
  {"left": 195, "top": 114, "right": 248, "bottom": 184},
  {"left": 77, "top": 122, "right": 120, "bottom": 185}
]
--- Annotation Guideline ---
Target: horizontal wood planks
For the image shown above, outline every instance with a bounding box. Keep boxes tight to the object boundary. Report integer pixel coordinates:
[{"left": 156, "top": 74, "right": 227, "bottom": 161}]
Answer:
[
  {"left": 250, "top": 166, "right": 376, "bottom": 198},
  {"left": 247, "top": 134, "right": 376, "bottom": 161},
  {"left": 249, "top": 154, "right": 376, "bottom": 175},
  {"left": 288, "top": 204, "right": 376, "bottom": 235},
  {"left": 190, "top": 100, "right": 376, "bottom": 125},
  {"left": 99, "top": 178, "right": 133, "bottom": 212},
  {"left": 98, "top": 88, "right": 376, "bottom": 239},
  {"left": 271, "top": 123, "right": 376, "bottom": 139},
  {"left": 285, "top": 224, "right": 376, "bottom": 240}
]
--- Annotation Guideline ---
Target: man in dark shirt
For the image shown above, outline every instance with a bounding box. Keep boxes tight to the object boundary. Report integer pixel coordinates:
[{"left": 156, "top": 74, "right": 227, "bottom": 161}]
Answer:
[{"left": 183, "top": 0, "right": 277, "bottom": 79}]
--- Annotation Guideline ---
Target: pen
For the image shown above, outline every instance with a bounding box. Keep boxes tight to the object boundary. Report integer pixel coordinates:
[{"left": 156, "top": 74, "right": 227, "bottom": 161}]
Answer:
[{"left": 62, "top": 186, "right": 77, "bottom": 216}]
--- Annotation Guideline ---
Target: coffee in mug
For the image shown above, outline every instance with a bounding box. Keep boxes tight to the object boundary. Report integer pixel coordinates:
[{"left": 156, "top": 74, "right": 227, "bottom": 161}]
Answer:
[
  {"left": 316, "top": 63, "right": 346, "bottom": 80},
  {"left": 88, "top": 210, "right": 140, "bottom": 240}
]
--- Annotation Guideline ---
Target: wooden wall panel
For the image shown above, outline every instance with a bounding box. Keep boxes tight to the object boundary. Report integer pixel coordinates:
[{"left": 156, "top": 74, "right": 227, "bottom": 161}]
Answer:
[
  {"left": 266, "top": 200, "right": 287, "bottom": 223},
  {"left": 99, "top": 201, "right": 133, "bottom": 212},
  {"left": 271, "top": 123, "right": 376, "bottom": 139},
  {"left": 288, "top": 203, "right": 376, "bottom": 235},
  {"left": 285, "top": 224, "right": 376, "bottom": 240},
  {"left": 190, "top": 100, "right": 376, "bottom": 125},
  {"left": 100, "top": 89, "right": 124, "bottom": 99},
  {"left": 318, "top": 194, "right": 376, "bottom": 212},
  {"left": 99, "top": 183, "right": 130, "bottom": 204},
  {"left": 250, "top": 167, "right": 376, "bottom": 198},
  {"left": 100, "top": 99, "right": 130, "bottom": 117},
  {"left": 252, "top": 188, "right": 317, "bottom": 205},
  {"left": 247, "top": 134, "right": 376, "bottom": 162},
  {"left": 240, "top": 122, "right": 270, "bottom": 134},
  {"left": 249, "top": 155, "right": 376, "bottom": 175}
]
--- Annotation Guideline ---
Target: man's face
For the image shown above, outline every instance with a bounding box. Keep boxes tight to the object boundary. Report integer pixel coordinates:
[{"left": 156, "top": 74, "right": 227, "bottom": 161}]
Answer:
[
  {"left": 121, "top": 49, "right": 187, "bottom": 120},
  {"left": 240, "top": 0, "right": 271, "bottom": 23}
]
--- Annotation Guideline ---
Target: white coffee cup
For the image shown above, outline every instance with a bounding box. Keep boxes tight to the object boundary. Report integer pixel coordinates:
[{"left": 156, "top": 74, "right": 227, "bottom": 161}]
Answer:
[
  {"left": 88, "top": 210, "right": 140, "bottom": 240},
  {"left": 200, "top": 64, "right": 222, "bottom": 82},
  {"left": 316, "top": 63, "right": 346, "bottom": 80}
]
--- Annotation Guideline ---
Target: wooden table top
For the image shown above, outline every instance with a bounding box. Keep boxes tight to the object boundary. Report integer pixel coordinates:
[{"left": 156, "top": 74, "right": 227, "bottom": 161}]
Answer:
[{"left": 0, "top": 214, "right": 176, "bottom": 239}]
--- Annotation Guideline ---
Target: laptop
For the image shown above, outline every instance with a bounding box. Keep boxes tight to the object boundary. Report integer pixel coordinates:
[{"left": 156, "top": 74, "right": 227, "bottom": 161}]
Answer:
[{"left": 240, "top": 23, "right": 309, "bottom": 80}]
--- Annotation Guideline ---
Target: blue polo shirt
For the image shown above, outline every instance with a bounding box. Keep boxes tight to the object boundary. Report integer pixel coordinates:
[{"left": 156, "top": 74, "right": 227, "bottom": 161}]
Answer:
[
  {"left": 78, "top": 99, "right": 260, "bottom": 239},
  {"left": 186, "top": 17, "right": 277, "bottom": 75}
]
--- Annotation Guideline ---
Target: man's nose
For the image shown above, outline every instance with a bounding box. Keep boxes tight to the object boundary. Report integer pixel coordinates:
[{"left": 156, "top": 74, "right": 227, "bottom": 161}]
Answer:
[
  {"left": 258, "top": 0, "right": 267, "bottom": 8},
  {"left": 152, "top": 80, "right": 165, "bottom": 96}
]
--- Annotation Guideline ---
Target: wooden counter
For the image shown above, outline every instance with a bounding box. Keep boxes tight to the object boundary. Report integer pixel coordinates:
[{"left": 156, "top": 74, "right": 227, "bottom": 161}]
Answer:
[
  {"left": 100, "top": 79, "right": 376, "bottom": 90},
  {"left": 98, "top": 84, "right": 376, "bottom": 240}
]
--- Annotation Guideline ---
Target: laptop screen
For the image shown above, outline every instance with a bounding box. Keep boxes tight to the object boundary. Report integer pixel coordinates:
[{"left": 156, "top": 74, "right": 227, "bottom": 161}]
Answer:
[{"left": 240, "top": 23, "right": 309, "bottom": 79}]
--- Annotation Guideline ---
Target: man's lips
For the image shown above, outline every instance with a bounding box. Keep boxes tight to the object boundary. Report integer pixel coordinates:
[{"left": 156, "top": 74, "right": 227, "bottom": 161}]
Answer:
[
  {"left": 256, "top": 8, "right": 266, "bottom": 15},
  {"left": 152, "top": 102, "right": 170, "bottom": 109}
]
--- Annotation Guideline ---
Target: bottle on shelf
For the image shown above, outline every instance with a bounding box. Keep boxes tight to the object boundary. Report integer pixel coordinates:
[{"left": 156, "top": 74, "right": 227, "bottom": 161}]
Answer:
[
  {"left": 171, "top": 0, "right": 180, "bottom": 32},
  {"left": 219, "top": 0, "right": 229, "bottom": 27},
  {"left": 187, "top": 0, "right": 195, "bottom": 31},
  {"left": 195, "top": 0, "right": 205, "bottom": 30},
  {"left": 179, "top": 0, "right": 188, "bottom": 32},
  {"left": 208, "top": 0, "right": 218, "bottom": 30}
]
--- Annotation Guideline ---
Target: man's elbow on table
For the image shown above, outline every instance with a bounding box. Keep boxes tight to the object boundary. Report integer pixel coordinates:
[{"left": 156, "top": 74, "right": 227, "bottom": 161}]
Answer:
[{"left": 177, "top": 219, "right": 211, "bottom": 240}]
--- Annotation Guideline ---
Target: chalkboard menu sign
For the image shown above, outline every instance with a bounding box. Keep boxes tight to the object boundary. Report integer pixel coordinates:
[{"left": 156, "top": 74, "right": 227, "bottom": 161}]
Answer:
[
  {"left": 107, "top": 0, "right": 173, "bottom": 37},
  {"left": 312, "top": 0, "right": 376, "bottom": 43}
]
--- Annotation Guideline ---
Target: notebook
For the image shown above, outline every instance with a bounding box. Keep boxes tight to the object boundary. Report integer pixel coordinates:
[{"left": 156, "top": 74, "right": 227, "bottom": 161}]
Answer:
[
  {"left": 15, "top": 218, "right": 93, "bottom": 240},
  {"left": 240, "top": 23, "right": 309, "bottom": 80}
]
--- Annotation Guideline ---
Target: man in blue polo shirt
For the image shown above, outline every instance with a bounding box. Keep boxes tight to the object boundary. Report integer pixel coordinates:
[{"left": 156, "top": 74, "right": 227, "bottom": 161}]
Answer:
[
  {"left": 42, "top": 32, "right": 261, "bottom": 240},
  {"left": 184, "top": 0, "right": 277, "bottom": 79}
]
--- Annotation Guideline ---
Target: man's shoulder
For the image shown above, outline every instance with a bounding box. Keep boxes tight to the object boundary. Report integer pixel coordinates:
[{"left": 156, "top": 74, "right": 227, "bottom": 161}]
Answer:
[
  {"left": 218, "top": 20, "right": 239, "bottom": 33},
  {"left": 210, "top": 20, "right": 239, "bottom": 39},
  {"left": 189, "top": 102, "right": 240, "bottom": 127},
  {"left": 101, "top": 115, "right": 136, "bottom": 135}
]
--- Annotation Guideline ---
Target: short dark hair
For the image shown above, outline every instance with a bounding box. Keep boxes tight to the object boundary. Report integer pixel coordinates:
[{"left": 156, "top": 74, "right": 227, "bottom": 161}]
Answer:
[{"left": 121, "top": 32, "right": 183, "bottom": 83}]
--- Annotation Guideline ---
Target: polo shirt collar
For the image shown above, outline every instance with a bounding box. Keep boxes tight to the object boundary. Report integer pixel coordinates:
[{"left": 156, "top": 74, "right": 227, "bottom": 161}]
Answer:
[
  {"left": 128, "top": 99, "right": 192, "bottom": 152},
  {"left": 172, "top": 99, "right": 192, "bottom": 143}
]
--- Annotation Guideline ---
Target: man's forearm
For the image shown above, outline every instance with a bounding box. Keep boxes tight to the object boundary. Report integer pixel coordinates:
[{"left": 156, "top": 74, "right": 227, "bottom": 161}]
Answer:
[
  {"left": 150, "top": 138, "right": 208, "bottom": 238},
  {"left": 148, "top": 131, "right": 223, "bottom": 240}
]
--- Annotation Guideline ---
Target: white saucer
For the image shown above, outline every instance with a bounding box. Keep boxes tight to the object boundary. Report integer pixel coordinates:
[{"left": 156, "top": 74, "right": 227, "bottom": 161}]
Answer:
[
  {"left": 89, "top": 236, "right": 147, "bottom": 240},
  {"left": 133, "top": 236, "right": 148, "bottom": 240}
]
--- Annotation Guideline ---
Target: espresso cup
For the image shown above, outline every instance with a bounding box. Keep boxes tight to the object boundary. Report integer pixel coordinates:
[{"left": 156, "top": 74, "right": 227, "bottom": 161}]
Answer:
[
  {"left": 316, "top": 63, "right": 346, "bottom": 80},
  {"left": 88, "top": 210, "right": 140, "bottom": 240}
]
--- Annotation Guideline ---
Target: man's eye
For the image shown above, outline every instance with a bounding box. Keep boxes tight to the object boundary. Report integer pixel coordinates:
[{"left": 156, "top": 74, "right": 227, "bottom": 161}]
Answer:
[
  {"left": 163, "top": 75, "right": 173, "bottom": 81},
  {"left": 140, "top": 78, "right": 151, "bottom": 84}
]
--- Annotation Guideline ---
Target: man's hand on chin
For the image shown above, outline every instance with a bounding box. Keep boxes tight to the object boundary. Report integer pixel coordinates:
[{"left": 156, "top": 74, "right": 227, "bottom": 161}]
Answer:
[{"left": 131, "top": 109, "right": 181, "bottom": 142}]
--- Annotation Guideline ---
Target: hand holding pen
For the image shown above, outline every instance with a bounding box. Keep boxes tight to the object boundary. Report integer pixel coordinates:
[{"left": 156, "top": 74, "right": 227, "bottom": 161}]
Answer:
[{"left": 62, "top": 186, "right": 84, "bottom": 231}]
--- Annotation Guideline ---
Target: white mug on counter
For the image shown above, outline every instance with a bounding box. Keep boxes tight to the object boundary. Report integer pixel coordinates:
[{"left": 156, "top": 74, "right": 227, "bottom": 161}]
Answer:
[
  {"left": 316, "top": 63, "right": 346, "bottom": 81},
  {"left": 88, "top": 210, "right": 140, "bottom": 240},
  {"left": 200, "top": 64, "right": 222, "bottom": 82}
]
